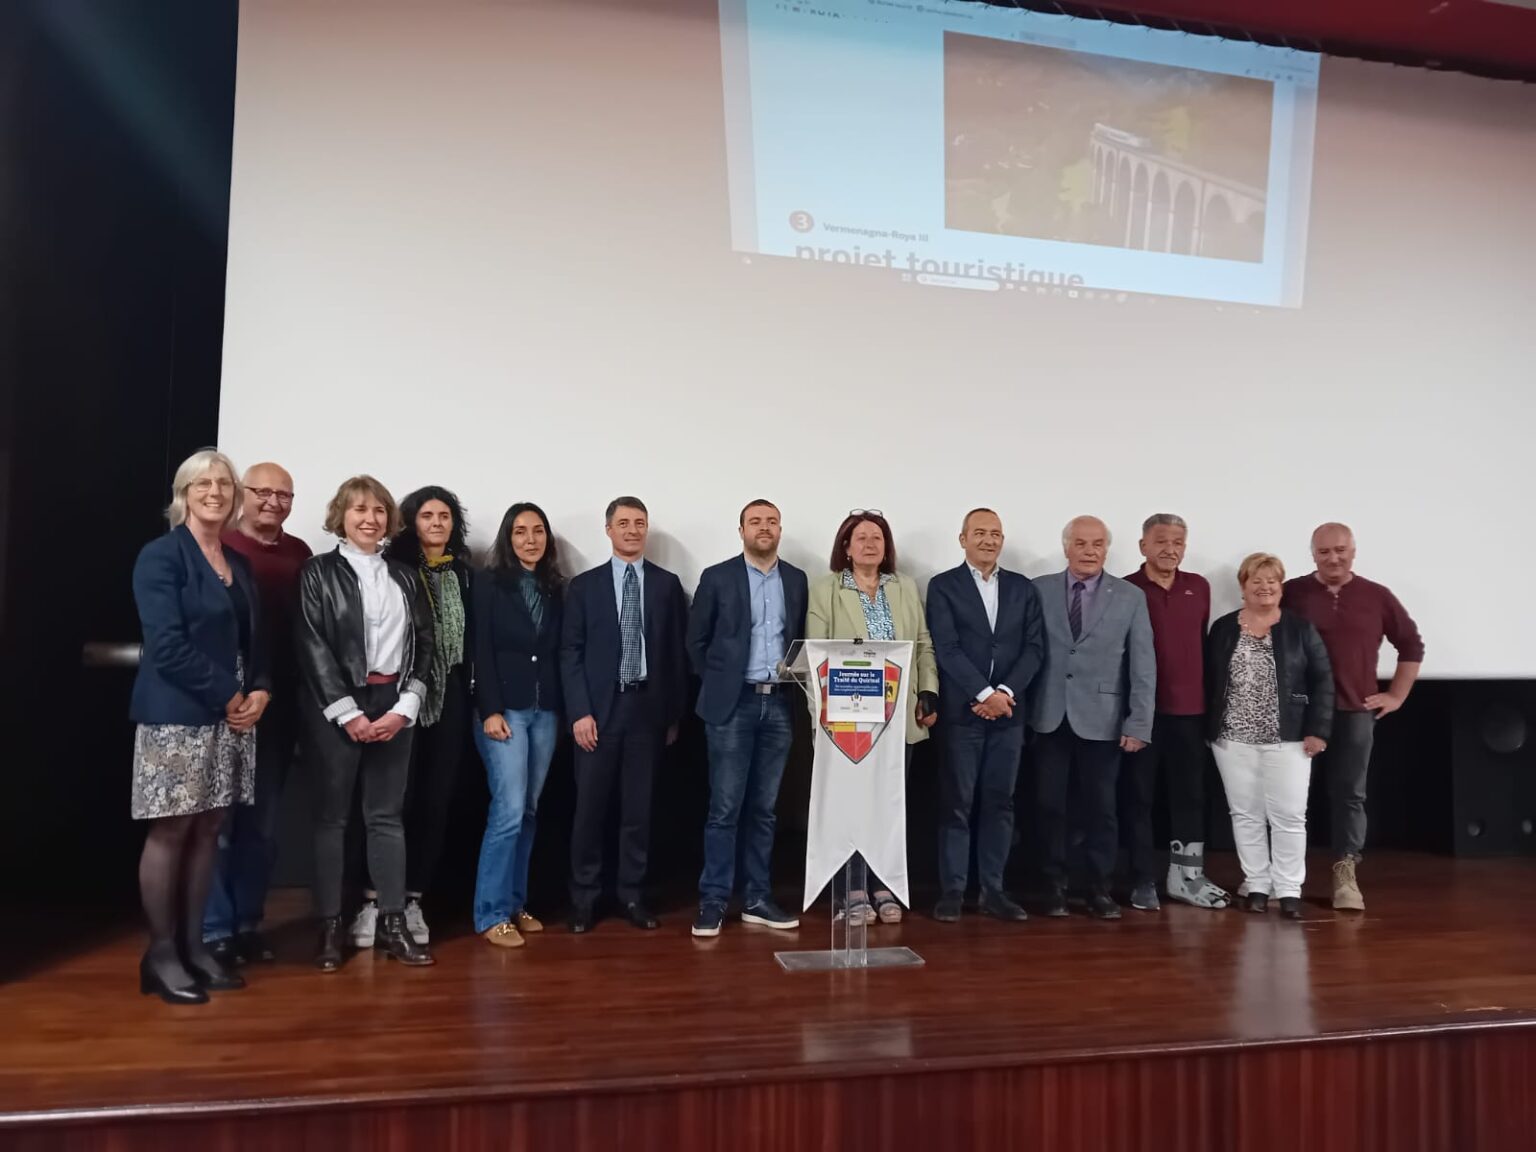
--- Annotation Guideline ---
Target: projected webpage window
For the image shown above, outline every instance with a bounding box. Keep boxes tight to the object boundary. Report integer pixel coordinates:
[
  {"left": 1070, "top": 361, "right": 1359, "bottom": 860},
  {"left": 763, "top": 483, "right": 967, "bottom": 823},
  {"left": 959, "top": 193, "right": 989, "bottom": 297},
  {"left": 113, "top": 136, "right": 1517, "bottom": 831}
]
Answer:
[{"left": 720, "top": 0, "right": 1320, "bottom": 307}]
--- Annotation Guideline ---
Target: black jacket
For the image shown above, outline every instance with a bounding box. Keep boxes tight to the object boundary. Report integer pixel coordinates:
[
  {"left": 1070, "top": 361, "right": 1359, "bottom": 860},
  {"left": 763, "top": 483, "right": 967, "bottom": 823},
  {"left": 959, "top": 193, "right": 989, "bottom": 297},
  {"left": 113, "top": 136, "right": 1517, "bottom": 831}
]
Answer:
[
  {"left": 1205, "top": 610, "right": 1334, "bottom": 744},
  {"left": 926, "top": 562, "right": 1044, "bottom": 728},
  {"left": 471, "top": 567, "right": 564, "bottom": 716},
  {"left": 561, "top": 559, "right": 689, "bottom": 731},
  {"left": 297, "top": 547, "right": 435, "bottom": 717}
]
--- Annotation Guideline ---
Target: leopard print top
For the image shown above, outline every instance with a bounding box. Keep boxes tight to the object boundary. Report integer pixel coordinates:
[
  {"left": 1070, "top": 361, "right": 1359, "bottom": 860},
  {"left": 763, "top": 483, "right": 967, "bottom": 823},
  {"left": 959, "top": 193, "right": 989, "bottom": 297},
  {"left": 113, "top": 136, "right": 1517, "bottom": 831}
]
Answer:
[{"left": 1219, "top": 629, "right": 1281, "bottom": 745}]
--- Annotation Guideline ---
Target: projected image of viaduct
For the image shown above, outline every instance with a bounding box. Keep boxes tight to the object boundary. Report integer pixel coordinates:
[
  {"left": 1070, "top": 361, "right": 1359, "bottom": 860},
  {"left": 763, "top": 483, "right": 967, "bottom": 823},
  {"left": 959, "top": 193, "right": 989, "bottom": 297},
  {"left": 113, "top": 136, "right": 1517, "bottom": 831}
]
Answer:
[{"left": 1090, "top": 123, "right": 1266, "bottom": 262}]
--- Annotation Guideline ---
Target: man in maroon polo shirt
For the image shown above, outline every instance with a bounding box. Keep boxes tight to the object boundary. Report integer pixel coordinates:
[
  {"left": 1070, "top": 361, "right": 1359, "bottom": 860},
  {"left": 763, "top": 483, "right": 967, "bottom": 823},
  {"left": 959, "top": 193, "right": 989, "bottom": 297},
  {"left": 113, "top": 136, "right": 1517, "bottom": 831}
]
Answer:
[
  {"left": 1283, "top": 523, "right": 1423, "bottom": 912},
  {"left": 1122, "top": 514, "right": 1229, "bottom": 911},
  {"left": 202, "top": 462, "right": 313, "bottom": 963}
]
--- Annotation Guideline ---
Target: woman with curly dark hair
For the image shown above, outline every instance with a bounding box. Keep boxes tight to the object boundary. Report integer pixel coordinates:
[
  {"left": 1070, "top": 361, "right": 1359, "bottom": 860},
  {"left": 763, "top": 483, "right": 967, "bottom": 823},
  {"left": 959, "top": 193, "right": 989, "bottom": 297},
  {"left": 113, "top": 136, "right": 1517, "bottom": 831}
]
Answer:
[
  {"left": 469, "top": 502, "right": 566, "bottom": 947},
  {"left": 346, "top": 485, "right": 472, "bottom": 948}
]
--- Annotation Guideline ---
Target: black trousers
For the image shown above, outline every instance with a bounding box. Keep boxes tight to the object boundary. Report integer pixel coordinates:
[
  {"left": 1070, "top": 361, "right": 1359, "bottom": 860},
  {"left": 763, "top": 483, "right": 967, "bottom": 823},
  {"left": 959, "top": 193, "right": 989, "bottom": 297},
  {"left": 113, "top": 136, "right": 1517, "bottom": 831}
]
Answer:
[
  {"left": 938, "top": 720, "right": 1024, "bottom": 897},
  {"left": 404, "top": 665, "right": 469, "bottom": 896},
  {"left": 307, "top": 683, "right": 415, "bottom": 919},
  {"left": 1034, "top": 719, "right": 1122, "bottom": 889},
  {"left": 569, "top": 686, "right": 664, "bottom": 909},
  {"left": 1120, "top": 712, "right": 1209, "bottom": 884}
]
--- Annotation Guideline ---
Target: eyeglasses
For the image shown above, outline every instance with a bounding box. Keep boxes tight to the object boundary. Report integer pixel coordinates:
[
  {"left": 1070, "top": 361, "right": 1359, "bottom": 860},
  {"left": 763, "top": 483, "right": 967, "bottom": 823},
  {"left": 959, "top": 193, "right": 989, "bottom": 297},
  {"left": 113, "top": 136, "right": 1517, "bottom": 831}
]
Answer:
[
  {"left": 249, "top": 488, "right": 294, "bottom": 507},
  {"left": 847, "top": 508, "right": 884, "bottom": 518}
]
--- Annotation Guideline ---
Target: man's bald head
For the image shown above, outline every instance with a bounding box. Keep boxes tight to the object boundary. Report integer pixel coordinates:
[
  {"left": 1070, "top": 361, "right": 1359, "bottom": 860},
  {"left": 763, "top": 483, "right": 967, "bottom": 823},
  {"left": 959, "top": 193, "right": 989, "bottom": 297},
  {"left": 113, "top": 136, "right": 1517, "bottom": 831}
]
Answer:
[
  {"left": 239, "top": 461, "right": 295, "bottom": 539},
  {"left": 244, "top": 462, "right": 293, "bottom": 491}
]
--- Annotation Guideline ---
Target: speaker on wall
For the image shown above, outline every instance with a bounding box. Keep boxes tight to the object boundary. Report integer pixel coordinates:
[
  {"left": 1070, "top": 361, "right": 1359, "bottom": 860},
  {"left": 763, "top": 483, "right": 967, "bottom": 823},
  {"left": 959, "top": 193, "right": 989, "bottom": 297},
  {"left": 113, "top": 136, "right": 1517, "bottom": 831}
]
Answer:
[{"left": 1451, "top": 683, "right": 1536, "bottom": 857}]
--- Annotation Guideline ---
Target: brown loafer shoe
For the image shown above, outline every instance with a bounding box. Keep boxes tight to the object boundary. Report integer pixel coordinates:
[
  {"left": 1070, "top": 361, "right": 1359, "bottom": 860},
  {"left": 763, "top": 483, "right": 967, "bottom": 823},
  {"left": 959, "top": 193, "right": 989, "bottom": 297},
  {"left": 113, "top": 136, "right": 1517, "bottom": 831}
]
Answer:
[
  {"left": 516, "top": 910, "right": 544, "bottom": 934},
  {"left": 482, "top": 922, "right": 525, "bottom": 949}
]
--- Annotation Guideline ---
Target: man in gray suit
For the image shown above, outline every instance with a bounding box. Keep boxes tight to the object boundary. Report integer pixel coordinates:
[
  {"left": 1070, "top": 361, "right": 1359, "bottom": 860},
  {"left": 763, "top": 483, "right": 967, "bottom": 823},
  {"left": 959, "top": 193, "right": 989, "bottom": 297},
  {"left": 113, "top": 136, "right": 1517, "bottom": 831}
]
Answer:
[{"left": 1029, "top": 515, "right": 1155, "bottom": 920}]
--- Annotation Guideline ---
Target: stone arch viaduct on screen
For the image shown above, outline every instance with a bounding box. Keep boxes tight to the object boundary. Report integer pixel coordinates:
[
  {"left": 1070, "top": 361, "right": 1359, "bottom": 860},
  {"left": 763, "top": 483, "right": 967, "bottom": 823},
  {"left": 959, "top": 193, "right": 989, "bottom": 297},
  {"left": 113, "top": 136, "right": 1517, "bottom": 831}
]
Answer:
[{"left": 1090, "top": 123, "right": 1266, "bottom": 261}]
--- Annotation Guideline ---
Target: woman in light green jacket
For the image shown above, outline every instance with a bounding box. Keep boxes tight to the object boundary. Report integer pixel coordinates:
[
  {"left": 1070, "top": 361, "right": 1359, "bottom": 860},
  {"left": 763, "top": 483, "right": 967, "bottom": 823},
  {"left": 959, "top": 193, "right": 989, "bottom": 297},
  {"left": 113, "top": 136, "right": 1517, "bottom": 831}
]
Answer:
[{"left": 806, "top": 510, "right": 939, "bottom": 924}]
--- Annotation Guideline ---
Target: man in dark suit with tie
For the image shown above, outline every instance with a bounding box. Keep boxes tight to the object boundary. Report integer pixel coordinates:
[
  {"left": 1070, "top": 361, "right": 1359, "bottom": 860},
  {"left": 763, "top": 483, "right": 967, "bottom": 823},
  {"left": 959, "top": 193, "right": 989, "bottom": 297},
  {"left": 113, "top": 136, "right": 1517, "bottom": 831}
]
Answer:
[
  {"left": 1028, "top": 515, "right": 1155, "bottom": 920},
  {"left": 561, "top": 496, "right": 689, "bottom": 932},
  {"left": 686, "top": 499, "right": 809, "bottom": 938},
  {"left": 926, "top": 509, "right": 1044, "bottom": 923}
]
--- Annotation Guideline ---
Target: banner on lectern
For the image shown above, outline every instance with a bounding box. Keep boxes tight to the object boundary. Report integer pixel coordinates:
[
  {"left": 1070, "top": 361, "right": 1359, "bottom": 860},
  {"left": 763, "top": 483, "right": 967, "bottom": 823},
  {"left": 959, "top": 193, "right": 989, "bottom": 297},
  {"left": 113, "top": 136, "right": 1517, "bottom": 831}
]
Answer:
[{"left": 801, "top": 639, "right": 913, "bottom": 912}]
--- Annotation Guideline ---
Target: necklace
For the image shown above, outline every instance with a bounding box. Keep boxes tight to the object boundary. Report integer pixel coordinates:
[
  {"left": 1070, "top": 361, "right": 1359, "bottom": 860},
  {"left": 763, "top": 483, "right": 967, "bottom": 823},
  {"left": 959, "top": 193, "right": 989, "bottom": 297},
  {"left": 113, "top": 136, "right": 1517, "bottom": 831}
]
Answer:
[
  {"left": 200, "top": 544, "right": 232, "bottom": 586},
  {"left": 1239, "top": 609, "right": 1276, "bottom": 637}
]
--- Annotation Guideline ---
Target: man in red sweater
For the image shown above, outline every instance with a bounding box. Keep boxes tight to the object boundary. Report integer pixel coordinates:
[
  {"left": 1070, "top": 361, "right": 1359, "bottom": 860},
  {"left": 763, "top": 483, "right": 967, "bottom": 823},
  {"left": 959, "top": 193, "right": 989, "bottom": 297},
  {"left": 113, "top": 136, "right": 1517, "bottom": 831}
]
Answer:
[
  {"left": 1123, "top": 514, "right": 1228, "bottom": 912},
  {"left": 203, "top": 462, "right": 313, "bottom": 963},
  {"left": 1283, "top": 523, "right": 1424, "bottom": 911}
]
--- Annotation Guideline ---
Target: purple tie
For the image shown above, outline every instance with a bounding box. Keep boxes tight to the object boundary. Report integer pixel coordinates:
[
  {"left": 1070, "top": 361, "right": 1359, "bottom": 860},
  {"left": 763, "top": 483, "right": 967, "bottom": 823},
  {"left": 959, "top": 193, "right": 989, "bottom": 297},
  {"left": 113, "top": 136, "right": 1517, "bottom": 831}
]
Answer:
[{"left": 1069, "top": 581, "right": 1084, "bottom": 641}]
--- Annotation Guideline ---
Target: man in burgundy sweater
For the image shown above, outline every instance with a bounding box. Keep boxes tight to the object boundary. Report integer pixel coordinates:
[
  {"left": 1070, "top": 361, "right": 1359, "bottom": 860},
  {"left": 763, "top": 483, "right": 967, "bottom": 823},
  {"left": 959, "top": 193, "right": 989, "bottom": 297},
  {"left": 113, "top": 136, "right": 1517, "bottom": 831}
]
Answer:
[
  {"left": 203, "top": 462, "right": 313, "bottom": 963},
  {"left": 1123, "top": 514, "right": 1229, "bottom": 912},
  {"left": 1283, "top": 522, "right": 1424, "bottom": 911}
]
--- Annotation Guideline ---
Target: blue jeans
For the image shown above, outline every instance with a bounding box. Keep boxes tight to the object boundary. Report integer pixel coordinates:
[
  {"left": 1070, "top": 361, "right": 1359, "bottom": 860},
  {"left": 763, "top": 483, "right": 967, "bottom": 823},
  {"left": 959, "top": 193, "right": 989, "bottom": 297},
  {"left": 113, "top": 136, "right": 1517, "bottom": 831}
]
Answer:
[
  {"left": 472, "top": 708, "right": 558, "bottom": 933},
  {"left": 699, "top": 688, "right": 793, "bottom": 907},
  {"left": 204, "top": 701, "right": 295, "bottom": 941}
]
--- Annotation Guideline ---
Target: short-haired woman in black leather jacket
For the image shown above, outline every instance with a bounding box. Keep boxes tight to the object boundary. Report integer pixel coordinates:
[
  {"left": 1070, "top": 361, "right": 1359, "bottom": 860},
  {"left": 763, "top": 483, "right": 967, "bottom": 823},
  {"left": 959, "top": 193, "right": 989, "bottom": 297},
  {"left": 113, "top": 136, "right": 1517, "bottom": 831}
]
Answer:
[
  {"left": 1205, "top": 552, "right": 1333, "bottom": 920},
  {"left": 298, "top": 475, "right": 436, "bottom": 970}
]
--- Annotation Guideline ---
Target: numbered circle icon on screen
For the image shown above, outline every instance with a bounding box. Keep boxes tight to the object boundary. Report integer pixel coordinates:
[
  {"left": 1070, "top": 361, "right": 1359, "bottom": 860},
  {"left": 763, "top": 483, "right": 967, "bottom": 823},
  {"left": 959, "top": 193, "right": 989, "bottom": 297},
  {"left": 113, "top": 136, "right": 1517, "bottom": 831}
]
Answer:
[{"left": 789, "top": 210, "right": 814, "bottom": 233}]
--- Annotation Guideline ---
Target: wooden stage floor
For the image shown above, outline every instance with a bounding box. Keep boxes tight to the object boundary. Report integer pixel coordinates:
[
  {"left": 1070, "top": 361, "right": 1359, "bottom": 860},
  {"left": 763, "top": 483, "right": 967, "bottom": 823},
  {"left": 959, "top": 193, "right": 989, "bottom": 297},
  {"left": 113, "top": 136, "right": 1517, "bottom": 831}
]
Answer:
[{"left": 4, "top": 852, "right": 1535, "bottom": 1151}]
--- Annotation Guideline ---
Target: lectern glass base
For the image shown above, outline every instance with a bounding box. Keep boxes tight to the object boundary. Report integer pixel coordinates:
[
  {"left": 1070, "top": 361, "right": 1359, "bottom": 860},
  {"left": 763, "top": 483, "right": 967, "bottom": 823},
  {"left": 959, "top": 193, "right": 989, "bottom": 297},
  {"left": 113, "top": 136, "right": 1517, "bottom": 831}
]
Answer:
[
  {"left": 775, "top": 855, "right": 924, "bottom": 971},
  {"left": 775, "top": 946, "right": 925, "bottom": 972}
]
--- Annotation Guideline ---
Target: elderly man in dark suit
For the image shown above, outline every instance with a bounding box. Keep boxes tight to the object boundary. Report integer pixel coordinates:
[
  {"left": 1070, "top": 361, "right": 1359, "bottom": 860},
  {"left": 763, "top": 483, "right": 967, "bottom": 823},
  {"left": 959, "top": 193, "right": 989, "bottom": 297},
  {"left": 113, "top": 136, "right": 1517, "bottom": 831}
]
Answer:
[
  {"left": 1029, "top": 515, "right": 1156, "bottom": 920},
  {"left": 686, "top": 499, "right": 809, "bottom": 938},
  {"left": 561, "top": 496, "right": 689, "bottom": 933},
  {"left": 926, "top": 508, "right": 1043, "bottom": 924}
]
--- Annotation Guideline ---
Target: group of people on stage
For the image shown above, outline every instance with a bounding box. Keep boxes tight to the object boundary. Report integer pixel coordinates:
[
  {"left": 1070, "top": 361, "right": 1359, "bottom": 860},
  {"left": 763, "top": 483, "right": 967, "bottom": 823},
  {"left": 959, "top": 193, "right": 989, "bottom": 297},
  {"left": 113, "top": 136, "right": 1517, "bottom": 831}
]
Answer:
[{"left": 127, "top": 449, "right": 1423, "bottom": 1004}]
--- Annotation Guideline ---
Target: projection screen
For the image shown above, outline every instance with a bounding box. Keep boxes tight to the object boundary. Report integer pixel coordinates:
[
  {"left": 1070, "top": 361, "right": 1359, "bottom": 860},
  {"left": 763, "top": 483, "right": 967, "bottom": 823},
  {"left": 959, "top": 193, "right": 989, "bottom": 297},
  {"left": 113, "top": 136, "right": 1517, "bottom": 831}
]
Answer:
[{"left": 219, "top": 0, "right": 1536, "bottom": 678}]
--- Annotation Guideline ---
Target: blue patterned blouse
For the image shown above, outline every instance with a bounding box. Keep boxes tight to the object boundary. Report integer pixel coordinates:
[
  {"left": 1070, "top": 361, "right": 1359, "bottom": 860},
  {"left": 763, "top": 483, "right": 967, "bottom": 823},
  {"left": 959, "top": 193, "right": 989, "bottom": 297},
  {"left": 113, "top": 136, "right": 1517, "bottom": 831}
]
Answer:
[{"left": 841, "top": 569, "right": 895, "bottom": 641}]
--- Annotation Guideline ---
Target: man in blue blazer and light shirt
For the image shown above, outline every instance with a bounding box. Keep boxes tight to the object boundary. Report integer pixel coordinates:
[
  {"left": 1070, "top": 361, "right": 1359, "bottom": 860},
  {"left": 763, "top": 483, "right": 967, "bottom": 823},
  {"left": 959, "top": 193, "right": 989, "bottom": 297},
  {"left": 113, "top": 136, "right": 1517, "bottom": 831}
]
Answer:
[
  {"left": 926, "top": 508, "right": 1044, "bottom": 923},
  {"left": 561, "top": 496, "right": 689, "bottom": 933},
  {"left": 1029, "top": 515, "right": 1156, "bottom": 920},
  {"left": 687, "top": 499, "right": 808, "bottom": 938}
]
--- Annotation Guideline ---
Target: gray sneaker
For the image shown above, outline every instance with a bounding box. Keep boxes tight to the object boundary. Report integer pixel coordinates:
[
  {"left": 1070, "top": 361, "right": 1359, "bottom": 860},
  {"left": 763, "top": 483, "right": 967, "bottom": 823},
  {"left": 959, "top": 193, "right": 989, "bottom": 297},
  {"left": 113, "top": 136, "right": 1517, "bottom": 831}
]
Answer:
[{"left": 1130, "top": 882, "right": 1161, "bottom": 912}]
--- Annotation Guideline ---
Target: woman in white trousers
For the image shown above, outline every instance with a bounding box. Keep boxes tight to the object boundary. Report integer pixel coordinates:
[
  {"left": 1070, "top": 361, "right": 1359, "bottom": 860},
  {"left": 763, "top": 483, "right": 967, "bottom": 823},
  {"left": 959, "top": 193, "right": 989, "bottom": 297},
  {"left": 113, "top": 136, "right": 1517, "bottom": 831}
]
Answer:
[{"left": 1204, "top": 553, "right": 1334, "bottom": 919}]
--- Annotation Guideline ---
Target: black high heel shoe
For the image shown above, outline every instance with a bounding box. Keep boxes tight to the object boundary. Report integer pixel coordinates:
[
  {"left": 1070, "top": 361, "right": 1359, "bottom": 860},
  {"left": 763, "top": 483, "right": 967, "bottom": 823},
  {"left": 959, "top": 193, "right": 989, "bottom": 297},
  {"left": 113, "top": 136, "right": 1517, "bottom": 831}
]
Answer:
[
  {"left": 139, "top": 955, "right": 209, "bottom": 1006},
  {"left": 185, "top": 954, "right": 246, "bottom": 992}
]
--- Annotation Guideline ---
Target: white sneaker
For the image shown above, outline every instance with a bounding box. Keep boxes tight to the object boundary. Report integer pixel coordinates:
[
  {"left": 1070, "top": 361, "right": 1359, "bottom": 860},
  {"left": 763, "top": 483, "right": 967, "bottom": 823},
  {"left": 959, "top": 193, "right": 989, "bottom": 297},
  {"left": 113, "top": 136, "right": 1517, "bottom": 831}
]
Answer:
[
  {"left": 349, "top": 900, "right": 378, "bottom": 948},
  {"left": 404, "top": 898, "right": 430, "bottom": 944}
]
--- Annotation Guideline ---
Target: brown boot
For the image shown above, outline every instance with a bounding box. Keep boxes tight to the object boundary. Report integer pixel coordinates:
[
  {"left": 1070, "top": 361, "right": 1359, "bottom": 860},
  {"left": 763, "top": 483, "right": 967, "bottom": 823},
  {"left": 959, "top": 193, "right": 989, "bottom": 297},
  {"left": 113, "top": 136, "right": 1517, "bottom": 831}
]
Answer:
[{"left": 1332, "top": 857, "right": 1365, "bottom": 911}]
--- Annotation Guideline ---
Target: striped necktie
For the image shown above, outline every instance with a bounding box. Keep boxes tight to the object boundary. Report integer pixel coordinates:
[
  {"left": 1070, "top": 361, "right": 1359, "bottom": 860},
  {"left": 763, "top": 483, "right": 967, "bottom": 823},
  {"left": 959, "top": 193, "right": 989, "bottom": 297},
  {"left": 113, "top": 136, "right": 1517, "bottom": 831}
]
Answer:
[{"left": 1069, "top": 581, "right": 1085, "bottom": 641}]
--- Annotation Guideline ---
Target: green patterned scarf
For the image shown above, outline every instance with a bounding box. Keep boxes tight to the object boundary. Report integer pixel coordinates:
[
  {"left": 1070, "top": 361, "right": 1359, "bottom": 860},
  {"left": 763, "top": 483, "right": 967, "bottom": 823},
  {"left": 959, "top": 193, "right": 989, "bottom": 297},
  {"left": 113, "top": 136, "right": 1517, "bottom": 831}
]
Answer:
[{"left": 419, "top": 553, "right": 465, "bottom": 727}]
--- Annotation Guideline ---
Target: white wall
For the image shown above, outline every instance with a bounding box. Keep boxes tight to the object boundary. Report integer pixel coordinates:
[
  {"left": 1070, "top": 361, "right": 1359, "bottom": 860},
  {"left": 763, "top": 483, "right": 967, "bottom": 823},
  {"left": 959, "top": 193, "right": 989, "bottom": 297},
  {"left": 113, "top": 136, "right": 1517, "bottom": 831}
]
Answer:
[{"left": 219, "top": 0, "right": 1536, "bottom": 677}]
